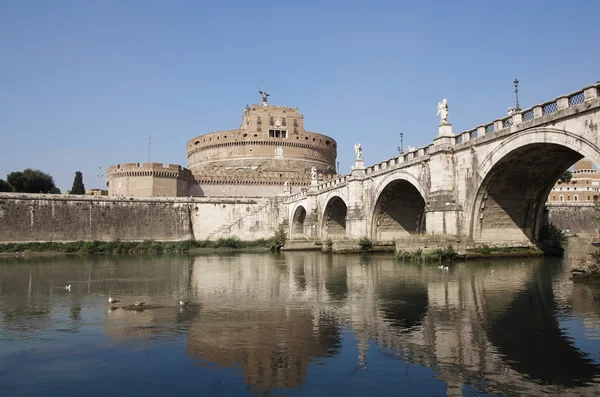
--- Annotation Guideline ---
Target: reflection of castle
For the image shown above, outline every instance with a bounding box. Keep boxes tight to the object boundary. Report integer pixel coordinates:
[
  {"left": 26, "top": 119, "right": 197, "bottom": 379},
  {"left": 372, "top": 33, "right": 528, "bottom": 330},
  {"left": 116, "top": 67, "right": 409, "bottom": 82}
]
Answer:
[
  {"left": 549, "top": 159, "right": 600, "bottom": 202},
  {"left": 106, "top": 93, "right": 338, "bottom": 198}
]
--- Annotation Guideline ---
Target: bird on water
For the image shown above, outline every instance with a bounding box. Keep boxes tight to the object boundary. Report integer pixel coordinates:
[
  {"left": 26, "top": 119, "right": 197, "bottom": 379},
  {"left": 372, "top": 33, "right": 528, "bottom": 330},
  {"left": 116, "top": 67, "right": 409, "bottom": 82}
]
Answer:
[
  {"left": 134, "top": 302, "right": 145, "bottom": 307},
  {"left": 179, "top": 300, "right": 190, "bottom": 307},
  {"left": 64, "top": 284, "right": 71, "bottom": 291},
  {"left": 108, "top": 297, "right": 120, "bottom": 304}
]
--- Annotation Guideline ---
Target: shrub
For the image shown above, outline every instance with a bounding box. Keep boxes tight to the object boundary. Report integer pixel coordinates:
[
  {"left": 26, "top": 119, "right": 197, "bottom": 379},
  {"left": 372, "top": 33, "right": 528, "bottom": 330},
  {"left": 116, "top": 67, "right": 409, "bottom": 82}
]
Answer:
[
  {"left": 270, "top": 225, "right": 287, "bottom": 252},
  {"left": 358, "top": 237, "right": 373, "bottom": 251}
]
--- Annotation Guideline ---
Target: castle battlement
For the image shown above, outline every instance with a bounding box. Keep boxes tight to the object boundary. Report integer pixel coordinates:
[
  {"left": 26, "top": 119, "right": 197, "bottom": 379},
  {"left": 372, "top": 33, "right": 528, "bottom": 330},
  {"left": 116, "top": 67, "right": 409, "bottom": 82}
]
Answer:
[{"left": 107, "top": 163, "right": 193, "bottom": 178}]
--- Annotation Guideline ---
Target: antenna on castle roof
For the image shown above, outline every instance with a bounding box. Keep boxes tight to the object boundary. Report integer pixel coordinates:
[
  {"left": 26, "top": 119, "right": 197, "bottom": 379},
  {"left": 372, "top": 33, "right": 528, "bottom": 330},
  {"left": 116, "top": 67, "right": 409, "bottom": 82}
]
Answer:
[
  {"left": 258, "top": 66, "right": 269, "bottom": 106},
  {"left": 260, "top": 66, "right": 264, "bottom": 93}
]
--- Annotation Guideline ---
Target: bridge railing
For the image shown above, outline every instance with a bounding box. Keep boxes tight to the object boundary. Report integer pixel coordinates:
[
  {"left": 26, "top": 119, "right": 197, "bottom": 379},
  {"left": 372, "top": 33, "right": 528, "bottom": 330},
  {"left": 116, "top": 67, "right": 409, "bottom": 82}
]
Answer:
[
  {"left": 286, "top": 82, "right": 600, "bottom": 199},
  {"left": 454, "top": 82, "right": 600, "bottom": 146},
  {"left": 317, "top": 175, "right": 349, "bottom": 191},
  {"left": 286, "top": 190, "right": 307, "bottom": 202},
  {"left": 363, "top": 143, "right": 434, "bottom": 177}
]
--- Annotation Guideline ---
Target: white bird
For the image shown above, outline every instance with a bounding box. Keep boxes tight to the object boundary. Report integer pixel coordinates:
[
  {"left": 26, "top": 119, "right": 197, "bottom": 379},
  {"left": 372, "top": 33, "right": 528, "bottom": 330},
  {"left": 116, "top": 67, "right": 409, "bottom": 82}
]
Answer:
[
  {"left": 443, "top": 266, "right": 449, "bottom": 270},
  {"left": 179, "top": 300, "right": 190, "bottom": 307},
  {"left": 64, "top": 284, "right": 71, "bottom": 291},
  {"left": 134, "top": 302, "right": 145, "bottom": 307},
  {"left": 438, "top": 265, "right": 444, "bottom": 269},
  {"left": 108, "top": 297, "right": 120, "bottom": 304}
]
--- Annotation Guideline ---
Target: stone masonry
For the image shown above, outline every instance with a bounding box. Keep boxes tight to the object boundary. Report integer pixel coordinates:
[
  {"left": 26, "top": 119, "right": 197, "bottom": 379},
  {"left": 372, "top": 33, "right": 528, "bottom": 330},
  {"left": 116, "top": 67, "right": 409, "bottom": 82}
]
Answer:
[
  {"left": 0, "top": 193, "right": 284, "bottom": 242},
  {"left": 285, "top": 81, "right": 600, "bottom": 247}
]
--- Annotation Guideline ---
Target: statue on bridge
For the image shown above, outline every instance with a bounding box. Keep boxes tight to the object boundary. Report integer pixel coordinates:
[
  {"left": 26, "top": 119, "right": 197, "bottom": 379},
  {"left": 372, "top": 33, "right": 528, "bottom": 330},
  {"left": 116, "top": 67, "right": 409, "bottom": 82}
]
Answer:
[
  {"left": 354, "top": 143, "right": 363, "bottom": 160},
  {"left": 436, "top": 99, "right": 449, "bottom": 125},
  {"left": 311, "top": 166, "right": 317, "bottom": 181}
]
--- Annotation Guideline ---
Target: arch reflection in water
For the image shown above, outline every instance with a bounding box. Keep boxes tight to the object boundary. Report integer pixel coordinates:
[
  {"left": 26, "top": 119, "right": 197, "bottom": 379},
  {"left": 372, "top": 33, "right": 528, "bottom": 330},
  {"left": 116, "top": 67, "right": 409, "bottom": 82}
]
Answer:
[{"left": 184, "top": 253, "right": 600, "bottom": 395}]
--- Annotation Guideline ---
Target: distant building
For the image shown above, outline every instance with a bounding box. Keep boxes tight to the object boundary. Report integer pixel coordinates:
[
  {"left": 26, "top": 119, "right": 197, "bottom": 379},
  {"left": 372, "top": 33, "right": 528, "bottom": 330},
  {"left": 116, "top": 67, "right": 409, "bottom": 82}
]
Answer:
[
  {"left": 85, "top": 188, "right": 108, "bottom": 196},
  {"left": 548, "top": 159, "right": 600, "bottom": 202},
  {"left": 107, "top": 92, "right": 338, "bottom": 197}
]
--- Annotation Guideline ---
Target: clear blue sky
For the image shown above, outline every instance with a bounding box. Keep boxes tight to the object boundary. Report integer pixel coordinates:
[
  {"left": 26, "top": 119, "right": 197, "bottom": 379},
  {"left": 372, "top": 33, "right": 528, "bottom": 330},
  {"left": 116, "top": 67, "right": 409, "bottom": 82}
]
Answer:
[{"left": 1, "top": 0, "right": 599, "bottom": 192}]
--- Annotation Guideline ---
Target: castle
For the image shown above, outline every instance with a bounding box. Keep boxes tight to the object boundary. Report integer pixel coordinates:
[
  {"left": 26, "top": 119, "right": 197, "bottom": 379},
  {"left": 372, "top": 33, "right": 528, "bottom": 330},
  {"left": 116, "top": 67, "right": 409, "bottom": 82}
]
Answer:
[
  {"left": 107, "top": 92, "right": 338, "bottom": 197},
  {"left": 548, "top": 159, "right": 600, "bottom": 203}
]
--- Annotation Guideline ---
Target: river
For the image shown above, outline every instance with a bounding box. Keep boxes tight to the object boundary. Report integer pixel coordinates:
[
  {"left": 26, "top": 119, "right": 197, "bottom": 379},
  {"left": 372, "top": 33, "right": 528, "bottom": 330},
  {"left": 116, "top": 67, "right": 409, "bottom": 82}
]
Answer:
[{"left": 1, "top": 249, "right": 600, "bottom": 396}]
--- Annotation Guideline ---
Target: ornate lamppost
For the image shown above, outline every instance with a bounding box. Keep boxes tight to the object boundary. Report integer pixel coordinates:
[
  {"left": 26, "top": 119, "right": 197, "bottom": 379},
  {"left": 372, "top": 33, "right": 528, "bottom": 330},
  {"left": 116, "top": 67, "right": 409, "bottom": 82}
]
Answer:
[
  {"left": 397, "top": 132, "right": 404, "bottom": 154},
  {"left": 514, "top": 79, "right": 521, "bottom": 111}
]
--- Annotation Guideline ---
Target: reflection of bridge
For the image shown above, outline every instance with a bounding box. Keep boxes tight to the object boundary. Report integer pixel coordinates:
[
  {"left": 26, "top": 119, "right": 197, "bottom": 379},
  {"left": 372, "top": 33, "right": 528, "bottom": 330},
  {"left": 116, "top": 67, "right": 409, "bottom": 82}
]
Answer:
[
  {"left": 285, "top": 82, "right": 600, "bottom": 247},
  {"left": 186, "top": 253, "right": 600, "bottom": 396}
]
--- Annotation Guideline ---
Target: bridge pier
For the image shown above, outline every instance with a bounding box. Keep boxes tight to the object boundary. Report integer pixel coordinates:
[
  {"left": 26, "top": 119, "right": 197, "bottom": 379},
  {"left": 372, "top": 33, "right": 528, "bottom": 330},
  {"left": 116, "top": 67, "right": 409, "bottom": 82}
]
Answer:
[
  {"left": 425, "top": 207, "right": 461, "bottom": 236},
  {"left": 345, "top": 163, "right": 368, "bottom": 239}
]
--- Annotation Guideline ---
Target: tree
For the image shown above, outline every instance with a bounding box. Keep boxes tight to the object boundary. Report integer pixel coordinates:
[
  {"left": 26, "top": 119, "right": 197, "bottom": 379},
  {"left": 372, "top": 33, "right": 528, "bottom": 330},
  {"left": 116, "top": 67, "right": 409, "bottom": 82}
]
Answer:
[
  {"left": 0, "top": 179, "right": 12, "bottom": 192},
  {"left": 7, "top": 169, "right": 61, "bottom": 194},
  {"left": 70, "top": 171, "right": 85, "bottom": 195},
  {"left": 559, "top": 170, "right": 573, "bottom": 183}
]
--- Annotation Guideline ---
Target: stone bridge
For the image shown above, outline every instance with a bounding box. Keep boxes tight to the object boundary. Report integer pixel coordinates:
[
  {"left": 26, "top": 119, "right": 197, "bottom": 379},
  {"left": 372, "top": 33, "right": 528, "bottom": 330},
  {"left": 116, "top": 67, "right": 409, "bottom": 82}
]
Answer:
[{"left": 284, "top": 82, "right": 600, "bottom": 247}]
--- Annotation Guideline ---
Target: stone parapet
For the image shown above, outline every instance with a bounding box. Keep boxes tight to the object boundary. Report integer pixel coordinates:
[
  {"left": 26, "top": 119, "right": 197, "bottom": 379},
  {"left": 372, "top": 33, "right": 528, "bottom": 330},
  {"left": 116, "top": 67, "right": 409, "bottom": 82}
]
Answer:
[{"left": 107, "top": 163, "right": 193, "bottom": 180}]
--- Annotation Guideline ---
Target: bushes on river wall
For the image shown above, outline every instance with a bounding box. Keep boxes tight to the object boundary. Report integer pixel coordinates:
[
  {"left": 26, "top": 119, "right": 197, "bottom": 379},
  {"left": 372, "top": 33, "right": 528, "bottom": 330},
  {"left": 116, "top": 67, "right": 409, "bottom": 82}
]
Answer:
[
  {"left": 358, "top": 237, "right": 373, "bottom": 251},
  {"left": 396, "top": 245, "right": 456, "bottom": 263},
  {"left": 0, "top": 237, "right": 275, "bottom": 254}
]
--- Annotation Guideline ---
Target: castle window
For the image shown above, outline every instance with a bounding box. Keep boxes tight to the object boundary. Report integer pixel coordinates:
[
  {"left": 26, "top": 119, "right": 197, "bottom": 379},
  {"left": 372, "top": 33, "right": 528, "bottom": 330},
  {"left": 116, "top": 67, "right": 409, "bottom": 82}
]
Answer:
[
  {"left": 269, "top": 130, "right": 287, "bottom": 138},
  {"left": 194, "top": 141, "right": 199, "bottom": 145},
  {"left": 282, "top": 118, "right": 286, "bottom": 126},
  {"left": 257, "top": 116, "right": 262, "bottom": 124},
  {"left": 325, "top": 140, "right": 331, "bottom": 145},
  {"left": 293, "top": 119, "right": 298, "bottom": 127},
  {"left": 270, "top": 117, "right": 274, "bottom": 126},
  {"left": 294, "top": 127, "right": 298, "bottom": 134},
  {"left": 560, "top": 195, "right": 564, "bottom": 201},
  {"left": 575, "top": 195, "right": 579, "bottom": 201},
  {"left": 243, "top": 133, "right": 248, "bottom": 137}
]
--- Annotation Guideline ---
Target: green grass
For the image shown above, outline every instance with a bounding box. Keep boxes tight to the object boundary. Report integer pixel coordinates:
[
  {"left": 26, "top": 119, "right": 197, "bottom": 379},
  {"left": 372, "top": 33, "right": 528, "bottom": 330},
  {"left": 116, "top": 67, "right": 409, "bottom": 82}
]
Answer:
[{"left": 464, "top": 245, "right": 543, "bottom": 258}]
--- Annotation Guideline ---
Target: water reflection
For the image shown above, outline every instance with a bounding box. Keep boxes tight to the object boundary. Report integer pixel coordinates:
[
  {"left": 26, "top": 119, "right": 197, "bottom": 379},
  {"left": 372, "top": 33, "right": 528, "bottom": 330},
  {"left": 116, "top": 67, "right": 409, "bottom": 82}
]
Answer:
[{"left": 1, "top": 252, "right": 600, "bottom": 396}]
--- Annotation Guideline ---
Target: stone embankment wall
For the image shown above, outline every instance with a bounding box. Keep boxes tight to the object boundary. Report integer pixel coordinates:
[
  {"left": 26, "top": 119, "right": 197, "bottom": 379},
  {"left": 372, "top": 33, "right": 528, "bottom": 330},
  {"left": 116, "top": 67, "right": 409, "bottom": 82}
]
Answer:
[
  {"left": 546, "top": 202, "right": 598, "bottom": 235},
  {"left": 0, "top": 193, "right": 283, "bottom": 243}
]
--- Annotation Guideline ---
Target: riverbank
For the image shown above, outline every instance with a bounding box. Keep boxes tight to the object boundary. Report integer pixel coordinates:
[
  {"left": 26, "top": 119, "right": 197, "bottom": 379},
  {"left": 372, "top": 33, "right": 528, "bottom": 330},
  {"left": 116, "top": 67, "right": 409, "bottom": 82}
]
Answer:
[
  {"left": 0, "top": 237, "right": 275, "bottom": 256},
  {"left": 395, "top": 245, "right": 545, "bottom": 263}
]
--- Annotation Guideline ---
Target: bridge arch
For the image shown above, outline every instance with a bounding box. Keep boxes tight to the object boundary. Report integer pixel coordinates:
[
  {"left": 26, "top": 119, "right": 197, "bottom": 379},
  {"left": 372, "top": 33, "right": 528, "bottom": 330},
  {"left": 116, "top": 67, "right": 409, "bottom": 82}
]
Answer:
[
  {"left": 321, "top": 194, "right": 348, "bottom": 239},
  {"left": 291, "top": 204, "right": 308, "bottom": 236},
  {"left": 466, "top": 127, "right": 600, "bottom": 244},
  {"left": 369, "top": 171, "right": 428, "bottom": 241}
]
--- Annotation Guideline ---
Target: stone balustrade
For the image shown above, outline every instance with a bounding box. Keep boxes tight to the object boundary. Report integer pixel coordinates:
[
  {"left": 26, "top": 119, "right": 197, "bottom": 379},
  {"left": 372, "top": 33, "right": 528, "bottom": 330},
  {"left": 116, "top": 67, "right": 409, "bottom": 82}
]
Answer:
[{"left": 452, "top": 83, "right": 600, "bottom": 146}]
